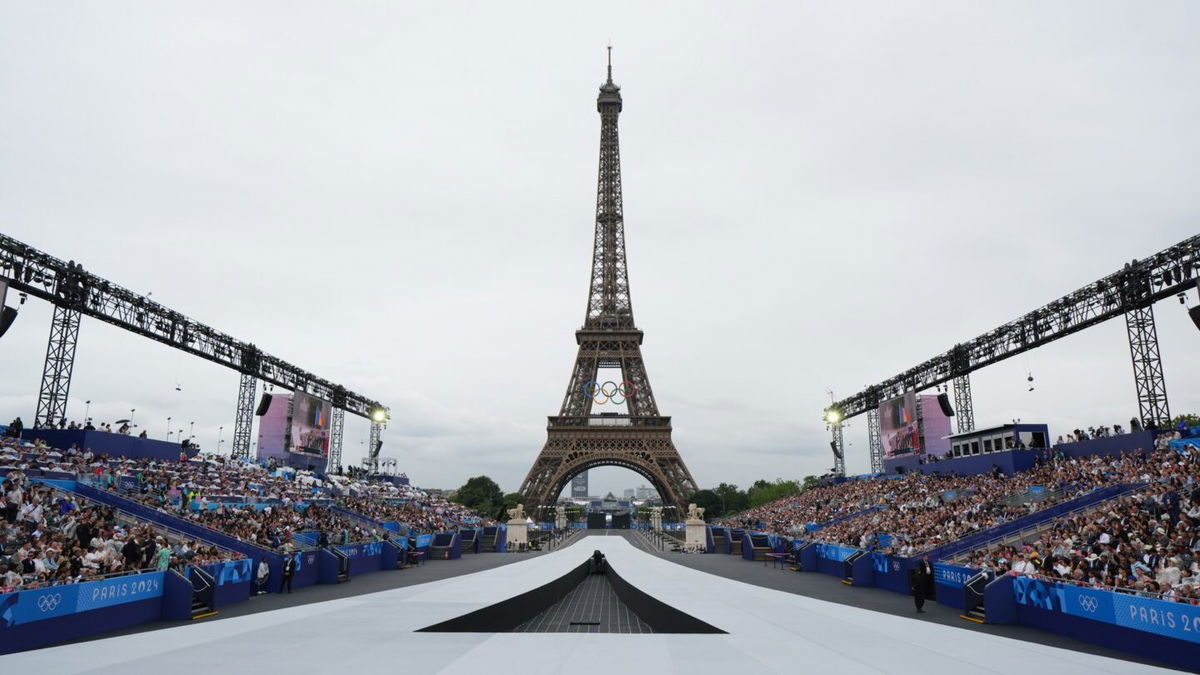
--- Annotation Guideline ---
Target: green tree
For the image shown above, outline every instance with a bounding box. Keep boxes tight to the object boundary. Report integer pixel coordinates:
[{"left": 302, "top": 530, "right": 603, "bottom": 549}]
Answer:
[
  {"left": 747, "top": 478, "right": 801, "bottom": 508},
  {"left": 499, "top": 492, "right": 526, "bottom": 520},
  {"left": 801, "top": 475, "right": 821, "bottom": 491},
  {"left": 1173, "top": 413, "right": 1199, "bottom": 427},
  {"left": 712, "top": 483, "right": 749, "bottom": 517},
  {"left": 689, "top": 489, "right": 722, "bottom": 520},
  {"left": 452, "top": 475, "right": 504, "bottom": 516}
]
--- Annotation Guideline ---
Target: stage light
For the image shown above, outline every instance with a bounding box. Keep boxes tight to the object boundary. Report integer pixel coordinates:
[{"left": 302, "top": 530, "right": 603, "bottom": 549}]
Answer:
[
  {"left": 825, "top": 409, "right": 841, "bottom": 424},
  {"left": 371, "top": 407, "right": 387, "bottom": 423}
]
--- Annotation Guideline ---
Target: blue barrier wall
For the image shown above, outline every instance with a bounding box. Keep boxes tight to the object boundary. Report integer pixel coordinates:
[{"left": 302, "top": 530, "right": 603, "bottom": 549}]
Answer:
[
  {"left": 814, "top": 543, "right": 859, "bottom": 577},
  {"left": 201, "top": 559, "right": 253, "bottom": 607},
  {"left": 0, "top": 571, "right": 167, "bottom": 654},
  {"left": 1005, "top": 576, "right": 1200, "bottom": 671},
  {"left": 885, "top": 449, "right": 1040, "bottom": 477},
  {"left": 459, "top": 529, "right": 480, "bottom": 554},
  {"left": 319, "top": 550, "right": 341, "bottom": 584},
  {"left": 871, "top": 553, "right": 912, "bottom": 594},
  {"left": 19, "top": 429, "right": 197, "bottom": 462},
  {"left": 850, "top": 553, "right": 874, "bottom": 587},
  {"left": 1055, "top": 431, "right": 1158, "bottom": 459},
  {"left": 338, "top": 541, "right": 385, "bottom": 576},
  {"left": 932, "top": 562, "right": 976, "bottom": 610},
  {"left": 382, "top": 540, "right": 401, "bottom": 569}
]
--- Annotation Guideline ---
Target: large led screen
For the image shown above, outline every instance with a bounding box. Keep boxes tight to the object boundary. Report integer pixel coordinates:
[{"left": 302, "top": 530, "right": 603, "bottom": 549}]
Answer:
[
  {"left": 290, "top": 392, "right": 331, "bottom": 456},
  {"left": 880, "top": 392, "right": 920, "bottom": 458}
]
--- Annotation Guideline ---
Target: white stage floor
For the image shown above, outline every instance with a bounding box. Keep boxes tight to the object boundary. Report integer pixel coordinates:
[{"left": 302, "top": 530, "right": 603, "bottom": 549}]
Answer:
[{"left": 1, "top": 535, "right": 1181, "bottom": 674}]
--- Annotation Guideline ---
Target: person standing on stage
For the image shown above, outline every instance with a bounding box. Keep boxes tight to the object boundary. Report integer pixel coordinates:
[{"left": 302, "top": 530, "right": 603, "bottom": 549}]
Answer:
[{"left": 909, "top": 555, "right": 934, "bottom": 613}]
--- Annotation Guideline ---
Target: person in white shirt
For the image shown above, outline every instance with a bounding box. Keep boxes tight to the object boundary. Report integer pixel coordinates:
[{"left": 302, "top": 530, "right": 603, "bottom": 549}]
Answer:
[{"left": 1010, "top": 553, "right": 1032, "bottom": 575}]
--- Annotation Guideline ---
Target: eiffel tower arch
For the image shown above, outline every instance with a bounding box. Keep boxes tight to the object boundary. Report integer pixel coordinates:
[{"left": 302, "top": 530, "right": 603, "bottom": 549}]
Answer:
[{"left": 520, "top": 51, "right": 699, "bottom": 510}]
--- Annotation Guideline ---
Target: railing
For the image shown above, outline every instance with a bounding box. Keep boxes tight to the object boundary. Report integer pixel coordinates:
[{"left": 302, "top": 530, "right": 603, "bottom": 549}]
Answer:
[
  {"left": 35, "top": 480, "right": 247, "bottom": 562},
  {"left": 11, "top": 565, "right": 161, "bottom": 591},
  {"left": 187, "top": 563, "right": 216, "bottom": 608},
  {"left": 963, "top": 571, "right": 990, "bottom": 613},
  {"left": 944, "top": 482, "right": 1146, "bottom": 564},
  {"left": 547, "top": 415, "right": 671, "bottom": 428},
  {"left": 74, "top": 482, "right": 284, "bottom": 557}
]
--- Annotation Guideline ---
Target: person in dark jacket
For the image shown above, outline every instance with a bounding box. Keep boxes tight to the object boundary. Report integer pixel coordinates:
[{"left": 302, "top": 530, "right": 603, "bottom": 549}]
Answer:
[
  {"left": 909, "top": 556, "right": 934, "bottom": 613},
  {"left": 122, "top": 536, "right": 141, "bottom": 569},
  {"left": 280, "top": 554, "right": 295, "bottom": 594}
]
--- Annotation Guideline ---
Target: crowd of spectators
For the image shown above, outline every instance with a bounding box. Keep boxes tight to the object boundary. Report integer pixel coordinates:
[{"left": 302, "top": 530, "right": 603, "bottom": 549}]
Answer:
[
  {"left": 1, "top": 471, "right": 238, "bottom": 593},
  {"left": 958, "top": 445, "right": 1200, "bottom": 604},
  {"left": 338, "top": 494, "right": 490, "bottom": 533},
  {"left": 731, "top": 448, "right": 1178, "bottom": 557},
  {"left": 720, "top": 479, "right": 884, "bottom": 536},
  {"left": 1, "top": 433, "right": 489, "bottom": 559}
]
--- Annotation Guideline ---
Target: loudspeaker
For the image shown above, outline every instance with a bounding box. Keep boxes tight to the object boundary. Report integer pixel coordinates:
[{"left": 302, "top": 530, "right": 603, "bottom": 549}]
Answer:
[
  {"left": 829, "top": 440, "right": 843, "bottom": 460},
  {"left": 1189, "top": 305, "right": 1200, "bottom": 332},
  {"left": 0, "top": 307, "right": 17, "bottom": 339},
  {"left": 255, "top": 393, "right": 273, "bottom": 416},
  {"left": 936, "top": 393, "right": 955, "bottom": 418}
]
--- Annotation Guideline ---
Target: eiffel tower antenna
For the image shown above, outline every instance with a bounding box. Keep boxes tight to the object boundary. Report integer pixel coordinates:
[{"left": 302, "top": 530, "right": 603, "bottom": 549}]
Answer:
[{"left": 520, "top": 54, "right": 698, "bottom": 512}]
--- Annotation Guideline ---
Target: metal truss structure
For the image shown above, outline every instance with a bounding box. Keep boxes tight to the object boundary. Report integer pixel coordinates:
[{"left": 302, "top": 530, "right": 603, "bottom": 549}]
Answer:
[
  {"left": 34, "top": 305, "right": 81, "bottom": 428},
  {"left": 1125, "top": 305, "right": 1171, "bottom": 428},
  {"left": 0, "top": 233, "right": 388, "bottom": 445},
  {"left": 825, "top": 236, "right": 1200, "bottom": 427},
  {"left": 520, "top": 53, "right": 699, "bottom": 509},
  {"left": 830, "top": 422, "right": 846, "bottom": 477},
  {"left": 952, "top": 374, "right": 975, "bottom": 433},
  {"left": 231, "top": 372, "right": 257, "bottom": 459},
  {"left": 366, "top": 422, "right": 383, "bottom": 473},
  {"left": 866, "top": 409, "right": 882, "bottom": 474},
  {"left": 329, "top": 406, "right": 345, "bottom": 470}
]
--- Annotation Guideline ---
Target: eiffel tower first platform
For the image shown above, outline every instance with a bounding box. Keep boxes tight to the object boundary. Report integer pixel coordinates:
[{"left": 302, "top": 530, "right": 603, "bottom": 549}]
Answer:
[{"left": 519, "top": 51, "right": 699, "bottom": 510}]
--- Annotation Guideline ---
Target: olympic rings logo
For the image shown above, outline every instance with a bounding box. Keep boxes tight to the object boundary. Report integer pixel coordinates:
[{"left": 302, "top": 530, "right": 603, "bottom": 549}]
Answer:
[
  {"left": 583, "top": 380, "right": 636, "bottom": 405},
  {"left": 37, "top": 593, "right": 63, "bottom": 612},
  {"left": 1078, "top": 595, "right": 1099, "bottom": 613}
]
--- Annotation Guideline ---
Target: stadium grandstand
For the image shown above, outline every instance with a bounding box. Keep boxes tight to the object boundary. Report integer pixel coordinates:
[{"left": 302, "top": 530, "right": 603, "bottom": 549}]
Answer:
[{"left": 4, "top": 6, "right": 1200, "bottom": 673}]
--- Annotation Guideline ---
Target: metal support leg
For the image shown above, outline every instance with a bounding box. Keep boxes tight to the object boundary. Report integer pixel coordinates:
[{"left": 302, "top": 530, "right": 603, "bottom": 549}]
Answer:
[
  {"left": 35, "top": 305, "right": 81, "bottom": 429},
  {"left": 329, "top": 407, "right": 345, "bottom": 472},
  {"left": 830, "top": 423, "right": 845, "bottom": 477},
  {"left": 1125, "top": 305, "right": 1171, "bottom": 428},
  {"left": 367, "top": 422, "right": 382, "bottom": 473},
  {"left": 867, "top": 408, "right": 883, "bottom": 474},
  {"left": 953, "top": 374, "right": 975, "bottom": 433},
  {"left": 231, "top": 373, "right": 257, "bottom": 459}
]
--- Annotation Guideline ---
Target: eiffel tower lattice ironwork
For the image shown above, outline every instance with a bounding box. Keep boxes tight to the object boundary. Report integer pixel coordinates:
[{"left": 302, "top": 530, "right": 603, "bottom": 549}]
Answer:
[{"left": 519, "top": 52, "right": 699, "bottom": 510}]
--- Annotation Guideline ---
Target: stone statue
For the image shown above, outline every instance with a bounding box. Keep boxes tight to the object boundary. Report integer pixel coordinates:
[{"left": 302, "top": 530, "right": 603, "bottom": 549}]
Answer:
[
  {"left": 507, "top": 503, "right": 526, "bottom": 521},
  {"left": 687, "top": 503, "right": 705, "bottom": 521}
]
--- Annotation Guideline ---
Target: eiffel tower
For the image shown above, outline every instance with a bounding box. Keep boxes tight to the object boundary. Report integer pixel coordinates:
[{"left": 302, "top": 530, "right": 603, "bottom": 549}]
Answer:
[{"left": 519, "top": 51, "right": 699, "bottom": 510}]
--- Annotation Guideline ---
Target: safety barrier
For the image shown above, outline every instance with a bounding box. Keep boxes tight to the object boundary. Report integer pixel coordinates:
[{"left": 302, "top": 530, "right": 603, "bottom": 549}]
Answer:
[
  {"left": 429, "top": 532, "right": 462, "bottom": 560},
  {"left": 459, "top": 528, "right": 480, "bottom": 553},
  {"left": 710, "top": 526, "right": 728, "bottom": 554},
  {"left": 69, "top": 482, "right": 314, "bottom": 596},
  {"left": 0, "top": 570, "right": 191, "bottom": 654},
  {"left": 931, "top": 562, "right": 977, "bottom": 610},
  {"left": 741, "top": 533, "right": 773, "bottom": 561},
  {"left": 985, "top": 575, "right": 1200, "bottom": 671}
]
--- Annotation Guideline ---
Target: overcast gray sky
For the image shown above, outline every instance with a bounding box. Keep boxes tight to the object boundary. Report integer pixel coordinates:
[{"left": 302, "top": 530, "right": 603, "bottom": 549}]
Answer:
[{"left": 2, "top": 2, "right": 1198, "bottom": 497}]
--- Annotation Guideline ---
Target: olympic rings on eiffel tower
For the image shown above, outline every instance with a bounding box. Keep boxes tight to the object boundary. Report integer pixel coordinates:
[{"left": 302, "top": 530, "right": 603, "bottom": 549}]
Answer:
[{"left": 583, "top": 380, "right": 637, "bottom": 405}]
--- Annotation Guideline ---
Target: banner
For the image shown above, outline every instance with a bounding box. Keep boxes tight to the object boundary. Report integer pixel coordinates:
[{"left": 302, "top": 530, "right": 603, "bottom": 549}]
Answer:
[
  {"left": 1014, "top": 577, "right": 1200, "bottom": 645},
  {"left": 0, "top": 572, "right": 165, "bottom": 627},
  {"left": 933, "top": 562, "right": 976, "bottom": 590},
  {"left": 814, "top": 543, "right": 858, "bottom": 562},
  {"left": 204, "top": 559, "right": 253, "bottom": 587},
  {"left": 337, "top": 542, "right": 384, "bottom": 558}
]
